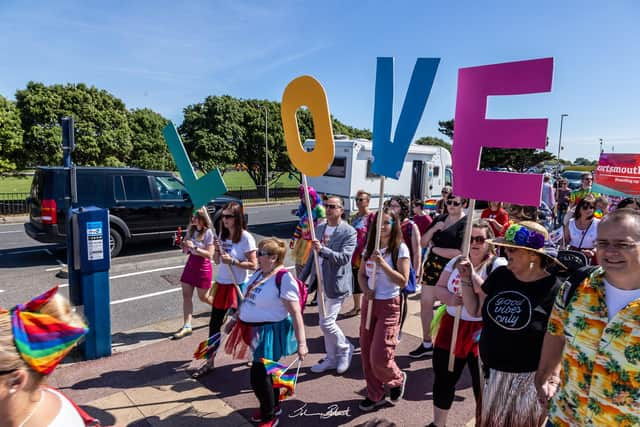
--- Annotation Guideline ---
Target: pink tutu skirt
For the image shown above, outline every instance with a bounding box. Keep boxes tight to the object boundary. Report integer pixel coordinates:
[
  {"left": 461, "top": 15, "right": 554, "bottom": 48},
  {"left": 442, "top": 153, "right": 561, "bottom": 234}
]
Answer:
[{"left": 180, "top": 254, "right": 213, "bottom": 289}]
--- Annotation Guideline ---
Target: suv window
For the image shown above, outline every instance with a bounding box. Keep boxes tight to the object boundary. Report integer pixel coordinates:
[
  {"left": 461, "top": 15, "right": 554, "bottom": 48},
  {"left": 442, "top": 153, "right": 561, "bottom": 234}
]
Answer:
[
  {"left": 122, "top": 176, "right": 152, "bottom": 201},
  {"left": 154, "top": 176, "right": 186, "bottom": 200},
  {"left": 77, "top": 174, "right": 107, "bottom": 203}
]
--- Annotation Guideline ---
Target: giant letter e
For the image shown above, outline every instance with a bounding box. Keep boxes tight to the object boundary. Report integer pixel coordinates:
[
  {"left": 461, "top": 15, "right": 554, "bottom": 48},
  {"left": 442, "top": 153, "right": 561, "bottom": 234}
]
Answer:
[{"left": 452, "top": 58, "right": 553, "bottom": 206}]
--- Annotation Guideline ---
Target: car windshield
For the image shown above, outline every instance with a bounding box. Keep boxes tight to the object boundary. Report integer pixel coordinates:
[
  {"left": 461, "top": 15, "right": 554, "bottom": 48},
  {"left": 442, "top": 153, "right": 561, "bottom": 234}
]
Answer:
[{"left": 562, "top": 171, "right": 584, "bottom": 180}]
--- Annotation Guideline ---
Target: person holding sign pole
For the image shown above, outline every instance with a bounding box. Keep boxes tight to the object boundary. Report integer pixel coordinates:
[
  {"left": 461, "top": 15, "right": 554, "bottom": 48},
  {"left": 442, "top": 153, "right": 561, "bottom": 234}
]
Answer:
[
  {"left": 410, "top": 194, "right": 468, "bottom": 358},
  {"left": 299, "top": 196, "right": 357, "bottom": 375},
  {"left": 429, "top": 220, "right": 506, "bottom": 427},
  {"left": 346, "top": 190, "right": 375, "bottom": 318},
  {"left": 460, "top": 221, "right": 562, "bottom": 427},
  {"left": 192, "top": 202, "right": 257, "bottom": 378},
  {"left": 358, "top": 208, "right": 409, "bottom": 412}
]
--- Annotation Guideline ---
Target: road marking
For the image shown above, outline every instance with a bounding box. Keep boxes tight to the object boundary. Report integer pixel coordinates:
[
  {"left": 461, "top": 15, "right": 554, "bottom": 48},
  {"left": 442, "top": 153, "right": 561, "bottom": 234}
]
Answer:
[
  {"left": 57, "top": 265, "right": 185, "bottom": 288},
  {"left": 45, "top": 266, "right": 62, "bottom": 271},
  {"left": 0, "top": 290, "right": 4, "bottom": 293},
  {"left": 6, "top": 248, "right": 50, "bottom": 255},
  {"left": 110, "top": 288, "right": 180, "bottom": 305},
  {"left": 0, "top": 230, "right": 21, "bottom": 234}
]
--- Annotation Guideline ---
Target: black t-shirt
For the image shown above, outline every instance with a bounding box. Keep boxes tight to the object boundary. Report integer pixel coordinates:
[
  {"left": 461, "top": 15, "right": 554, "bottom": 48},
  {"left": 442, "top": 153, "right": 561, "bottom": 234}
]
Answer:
[
  {"left": 431, "top": 215, "right": 467, "bottom": 249},
  {"left": 480, "top": 266, "right": 561, "bottom": 373}
]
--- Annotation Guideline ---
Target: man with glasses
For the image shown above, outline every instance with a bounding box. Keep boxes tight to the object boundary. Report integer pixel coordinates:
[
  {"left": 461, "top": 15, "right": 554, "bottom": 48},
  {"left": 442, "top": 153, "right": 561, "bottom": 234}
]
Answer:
[
  {"left": 299, "top": 196, "right": 357, "bottom": 374},
  {"left": 569, "top": 173, "right": 599, "bottom": 209},
  {"left": 536, "top": 209, "right": 640, "bottom": 426}
]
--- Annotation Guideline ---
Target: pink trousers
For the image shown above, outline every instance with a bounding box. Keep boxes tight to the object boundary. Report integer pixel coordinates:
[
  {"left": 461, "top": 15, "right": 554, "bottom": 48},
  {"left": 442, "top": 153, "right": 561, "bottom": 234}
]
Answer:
[{"left": 359, "top": 296, "right": 404, "bottom": 402}]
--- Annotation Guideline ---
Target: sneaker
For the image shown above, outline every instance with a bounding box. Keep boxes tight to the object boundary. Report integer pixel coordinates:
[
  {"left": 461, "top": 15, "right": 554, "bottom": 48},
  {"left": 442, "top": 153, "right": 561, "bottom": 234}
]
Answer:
[
  {"left": 358, "top": 397, "right": 386, "bottom": 412},
  {"left": 389, "top": 371, "right": 407, "bottom": 402},
  {"left": 171, "top": 326, "right": 192, "bottom": 340},
  {"left": 408, "top": 342, "right": 432, "bottom": 358},
  {"left": 250, "top": 406, "right": 282, "bottom": 423},
  {"left": 336, "top": 343, "right": 354, "bottom": 374},
  {"left": 310, "top": 357, "right": 337, "bottom": 373},
  {"left": 257, "top": 417, "right": 279, "bottom": 427}
]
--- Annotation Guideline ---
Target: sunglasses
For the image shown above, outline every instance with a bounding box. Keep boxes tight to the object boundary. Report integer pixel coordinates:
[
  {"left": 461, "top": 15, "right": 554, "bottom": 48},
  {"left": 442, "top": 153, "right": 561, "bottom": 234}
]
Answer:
[
  {"left": 356, "top": 198, "right": 368, "bottom": 202},
  {"left": 257, "top": 249, "right": 275, "bottom": 257},
  {"left": 582, "top": 204, "right": 595, "bottom": 210},
  {"left": 470, "top": 236, "right": 486, "bottom": 244},
  {"left": 221, "top": 214, "right": 235, "bottom": 219},
  {"left": 325, "top": 204, "right": 342, "bottom": 210},
  {"left": 446, "top": 200, "right": 462, "bottom": 207}
]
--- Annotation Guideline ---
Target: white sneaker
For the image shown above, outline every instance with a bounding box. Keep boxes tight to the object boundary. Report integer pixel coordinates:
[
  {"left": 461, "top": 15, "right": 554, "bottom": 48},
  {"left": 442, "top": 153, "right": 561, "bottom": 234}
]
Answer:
[
  {"left": 336, "top": 343, "right": 354, "bottom": 374},
  {"left": 311, "top": 357, "right": 337, "bottom": 373}
]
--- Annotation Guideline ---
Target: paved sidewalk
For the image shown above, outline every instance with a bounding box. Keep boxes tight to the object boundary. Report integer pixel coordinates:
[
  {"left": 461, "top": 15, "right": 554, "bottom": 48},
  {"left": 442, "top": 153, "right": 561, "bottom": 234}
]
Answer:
[{"left": 50, "top": 295, "right": 477, "bottom": 427}]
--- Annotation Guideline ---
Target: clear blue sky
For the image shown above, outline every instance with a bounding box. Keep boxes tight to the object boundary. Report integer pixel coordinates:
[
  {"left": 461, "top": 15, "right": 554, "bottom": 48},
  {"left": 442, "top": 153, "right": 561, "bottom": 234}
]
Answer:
[{"left": 1, "top": 0, "right": 638, "bottom": 162}]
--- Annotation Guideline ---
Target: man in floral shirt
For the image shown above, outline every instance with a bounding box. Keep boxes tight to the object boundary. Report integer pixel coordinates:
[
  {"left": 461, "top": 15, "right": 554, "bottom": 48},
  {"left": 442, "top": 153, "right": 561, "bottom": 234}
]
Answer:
[{"left": 535, "top": 209, "right": 640, "bottom": 426}]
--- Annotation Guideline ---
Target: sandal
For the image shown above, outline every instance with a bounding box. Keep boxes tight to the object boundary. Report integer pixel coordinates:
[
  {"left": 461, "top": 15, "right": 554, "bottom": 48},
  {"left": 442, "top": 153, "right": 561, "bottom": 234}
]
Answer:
[
  {"left": 171, "top": 326, "right": 192, "bottom": 340},
  {"left": 191, "top": 362, "right": 215, "bottom": 379}
]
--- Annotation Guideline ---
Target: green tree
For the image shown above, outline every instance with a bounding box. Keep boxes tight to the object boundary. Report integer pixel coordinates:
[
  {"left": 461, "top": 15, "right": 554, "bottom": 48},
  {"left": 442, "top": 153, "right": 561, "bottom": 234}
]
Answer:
[
  {"left": 15, "top": 82, "right": 132, "bottom": 168},
  {"left": 128, "top": 108, "right": 173, "bottom": 170},
  {"left": 438, "top": 119, "right": 454, "bottom": 139},
  {"left": 0, "top": 95, "right": 23, "bottom": 173},
  {"left": 415, "top": 136, "right": 451, "bottom": 152}
]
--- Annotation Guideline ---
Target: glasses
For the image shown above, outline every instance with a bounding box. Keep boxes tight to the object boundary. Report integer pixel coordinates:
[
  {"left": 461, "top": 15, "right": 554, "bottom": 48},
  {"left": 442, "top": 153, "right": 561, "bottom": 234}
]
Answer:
[
  {"left": 0, "top": 368, "right": 17, "bottom": 376},
  {"left": 326, "top": 204, "right": 342, "bottom": 210},
  {"left": 389, "top": 203, "right": 401, "bottom": 208},
  {"left": 596, "top": 240, "right": 640, "bottom": 251},
  {"left": 356, "top": 198, "right": 368, "bottom": 202},
  {"left": 257, "top": 249, "right": 275, "bottom": 257},
  {"left": 442, "top": 190, "right": 450, "bottom": 194},
  {"left": 581, "top": 204, "right": 595, "bottom": 210},
  {"left": 583, "top": 178, "right": 593, "bottom": 182},
  {"left": 221, "top": 214, "right": 235, "bottom": 219},
  {"left": 446, "top": 200, "right": 462, "bottom": 207},
  {"left": 470, "top": 236, "right": 486, "bottom": 244}
]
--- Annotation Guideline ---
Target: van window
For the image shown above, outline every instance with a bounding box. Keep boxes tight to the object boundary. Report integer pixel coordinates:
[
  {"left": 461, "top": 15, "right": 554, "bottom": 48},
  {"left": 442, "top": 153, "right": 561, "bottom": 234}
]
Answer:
[
  {"left": 433, "top": 166, "right": 440, "bottom": 177},
  {"left": 154, "top": 176, "right": 186, "bottom": 200},
  {"left": 122, "top": 176, "right": 152, "bottom": 201},
  {"left": 366, "top": 160, "right": 380, "bottom": 178},
  {"left": 445, "top": 168, "right": 453, "bottom": 187},
  {"left": 325, "top": 157, "right": 347, "bottom": 178},
  {"left": 114, "top": 176, "right": 125, "bottom": 200},
  {"left": 77, "top": 174, "right": 106, "bottom": 203}
]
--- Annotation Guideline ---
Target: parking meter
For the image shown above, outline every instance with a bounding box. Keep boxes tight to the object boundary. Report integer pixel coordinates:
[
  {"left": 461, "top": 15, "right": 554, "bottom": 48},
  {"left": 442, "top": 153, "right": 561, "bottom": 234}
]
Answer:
[{"left": 70, "top": 206, "right": 112, "bottom": 359}]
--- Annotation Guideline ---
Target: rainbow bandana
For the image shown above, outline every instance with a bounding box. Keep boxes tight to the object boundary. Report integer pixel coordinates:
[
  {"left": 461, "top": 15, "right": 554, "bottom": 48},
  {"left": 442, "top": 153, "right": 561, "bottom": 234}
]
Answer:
[{"left": 10, "top": 286, "right": 88, "bottom": 375}]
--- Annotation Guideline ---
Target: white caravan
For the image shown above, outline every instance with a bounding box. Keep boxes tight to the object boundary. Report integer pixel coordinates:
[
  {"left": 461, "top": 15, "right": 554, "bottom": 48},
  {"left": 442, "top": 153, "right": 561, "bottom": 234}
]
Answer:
[{"left": 304, "top": 137, "right": 452, "bottom": 214}]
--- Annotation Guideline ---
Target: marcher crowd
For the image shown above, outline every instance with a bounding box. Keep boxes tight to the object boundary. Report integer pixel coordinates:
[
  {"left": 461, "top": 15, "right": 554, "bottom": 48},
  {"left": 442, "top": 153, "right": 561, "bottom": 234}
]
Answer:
[{"left": 3, "top": 172, "right": 640, "bottom": 427}]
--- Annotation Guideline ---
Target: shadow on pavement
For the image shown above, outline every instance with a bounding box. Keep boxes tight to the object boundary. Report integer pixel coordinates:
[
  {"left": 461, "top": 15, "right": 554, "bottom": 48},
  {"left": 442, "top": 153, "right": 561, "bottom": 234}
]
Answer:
[
  {"left": 68, "top": 361, "right": 189, "bottom": 391},
  {"left": 249, "top": 220, "right": 297, "bottom": 239},
  {"left": 126, "top": 406, "right": 248, "bottom": 427},
  {"left": 79, "top": 405, "right": 117, "bottom": 427}
]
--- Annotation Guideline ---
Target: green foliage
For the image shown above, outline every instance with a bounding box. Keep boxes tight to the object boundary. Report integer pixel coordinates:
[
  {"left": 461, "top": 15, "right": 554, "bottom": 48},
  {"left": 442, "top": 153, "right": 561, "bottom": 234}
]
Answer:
[
  {"left": 15, "top": 82, "right": 132, "bottom": 168},
  {"left": 0, "top": 96, "right": 23, "bottom": 173},
  {"left": 128, "top": 108, "right": 173, "bottom": 170},
  {"left": 574, "top": 157, "right": 598, "bottom": 166},
  {"left": 438, "top": 119, "right": 454, "bottom": 139},
  {"left": 415, "top": 136, "right": 451, "bottom": 152}
]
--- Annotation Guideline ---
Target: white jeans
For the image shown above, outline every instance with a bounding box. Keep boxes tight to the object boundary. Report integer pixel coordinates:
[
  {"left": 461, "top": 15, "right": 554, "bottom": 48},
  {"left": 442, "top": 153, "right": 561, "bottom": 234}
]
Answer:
[{"left": 319, "top": 295, "right": 350, "bottom": 361}]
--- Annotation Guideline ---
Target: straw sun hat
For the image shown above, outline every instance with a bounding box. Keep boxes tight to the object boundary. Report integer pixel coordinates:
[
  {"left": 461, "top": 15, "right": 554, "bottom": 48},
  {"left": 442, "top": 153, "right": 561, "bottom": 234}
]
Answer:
[{"left": 487, "top": 221, "right": 564, "bottom": 266}]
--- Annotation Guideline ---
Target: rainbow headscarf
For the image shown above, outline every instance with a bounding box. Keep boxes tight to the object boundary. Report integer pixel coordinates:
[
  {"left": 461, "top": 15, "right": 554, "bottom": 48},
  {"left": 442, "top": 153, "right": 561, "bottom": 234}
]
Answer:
[{"left": 10, "top": 286, "right": 88, "bottom": 375}]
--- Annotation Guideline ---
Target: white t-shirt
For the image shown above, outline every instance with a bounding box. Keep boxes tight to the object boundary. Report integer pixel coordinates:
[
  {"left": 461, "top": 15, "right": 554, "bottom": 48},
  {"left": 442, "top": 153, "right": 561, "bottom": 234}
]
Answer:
[
  {"left": 364, "top": 243, "right": 409, "bottom": 300},
  {"left": 443, "top": 255, "right": 508, "bottom": 321},
  {"left": 188, "top": 228, "right": 214, "bottom": 250},
  {"left": 319, "top": 224, "right": 337, "bottom": 268},
  {"left": 239, "top": 270, "right": 299, "bottom": 323},
  {"left": 215, "top": 231, "right": 257, "bottom": 284},
  {"left": 568, "top": 218, "right": 599, "bottom": 249},
  {"left": 603, "top": 278, "right": 640, "bottom": 321},
  {"left": 45, "top": 387, "right": 85, "bottom": 427}
]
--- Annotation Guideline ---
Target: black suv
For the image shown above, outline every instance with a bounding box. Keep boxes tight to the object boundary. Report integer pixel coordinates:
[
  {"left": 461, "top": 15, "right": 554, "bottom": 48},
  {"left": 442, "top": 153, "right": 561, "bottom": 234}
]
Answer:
[{"left": 24, "top": 166, "right": 242, "bottom": 257}]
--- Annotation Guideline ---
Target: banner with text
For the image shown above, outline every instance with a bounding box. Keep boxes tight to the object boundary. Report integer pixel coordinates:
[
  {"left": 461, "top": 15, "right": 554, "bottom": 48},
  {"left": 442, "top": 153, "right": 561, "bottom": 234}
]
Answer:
[{"left": 593, "top": 153, "right": 640, "bottom": 197}]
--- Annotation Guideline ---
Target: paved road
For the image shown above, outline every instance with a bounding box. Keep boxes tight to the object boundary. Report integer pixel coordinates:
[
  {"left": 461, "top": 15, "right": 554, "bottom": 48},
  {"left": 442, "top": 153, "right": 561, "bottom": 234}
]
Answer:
[{"left": 0, "top": 203, "right": 299, "bottom": 334}]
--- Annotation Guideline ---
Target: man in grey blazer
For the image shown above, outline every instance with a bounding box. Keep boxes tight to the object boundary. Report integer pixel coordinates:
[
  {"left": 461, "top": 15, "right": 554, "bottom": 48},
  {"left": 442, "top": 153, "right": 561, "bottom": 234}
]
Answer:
[{"left": 300, "top": 196, "right": 357, "bottom": 374}]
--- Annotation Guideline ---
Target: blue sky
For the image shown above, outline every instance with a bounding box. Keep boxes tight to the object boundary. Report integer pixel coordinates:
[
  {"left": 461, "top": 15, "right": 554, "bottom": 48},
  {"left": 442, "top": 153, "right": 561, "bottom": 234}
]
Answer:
[{"left": 1, "top": 0, "right": 638, "bottom": 162}]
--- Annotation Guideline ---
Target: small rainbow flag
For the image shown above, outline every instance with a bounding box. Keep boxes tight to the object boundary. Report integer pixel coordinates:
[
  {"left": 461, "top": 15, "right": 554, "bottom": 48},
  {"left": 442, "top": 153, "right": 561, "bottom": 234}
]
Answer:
[
  {"left": 193, "top": 333, "right": 221, "bottom": 360},
  {"left": 261, "top": 358, "right": 288, "bottom": 376},
  {"left": 424, "top": 199, "right": 438, "bottom": 210},
  {"left": 273, "top": 372, "right": 297, "bottom": 401},
  {"left": 594, "top": 209, "right": 604, "bottom": 219}
]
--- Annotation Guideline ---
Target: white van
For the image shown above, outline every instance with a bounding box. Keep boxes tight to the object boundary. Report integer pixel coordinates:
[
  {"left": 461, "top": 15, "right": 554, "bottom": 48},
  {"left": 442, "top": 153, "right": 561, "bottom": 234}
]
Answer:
[{"left": 304, "top": 137, "right": 452, "bottom": 215}]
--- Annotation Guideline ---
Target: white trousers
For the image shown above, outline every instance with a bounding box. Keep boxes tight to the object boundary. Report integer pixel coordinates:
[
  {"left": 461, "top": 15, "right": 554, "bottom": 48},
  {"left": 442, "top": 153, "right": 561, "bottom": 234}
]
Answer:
[{"left": 319, "top": 295, "right": 350, "bottom": 361}]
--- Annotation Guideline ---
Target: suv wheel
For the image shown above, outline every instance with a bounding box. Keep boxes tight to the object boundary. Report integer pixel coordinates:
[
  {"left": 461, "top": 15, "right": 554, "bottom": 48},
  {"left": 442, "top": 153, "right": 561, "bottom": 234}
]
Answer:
[{"left": 110, "top": 227, "right": 124, "bottom": 258}]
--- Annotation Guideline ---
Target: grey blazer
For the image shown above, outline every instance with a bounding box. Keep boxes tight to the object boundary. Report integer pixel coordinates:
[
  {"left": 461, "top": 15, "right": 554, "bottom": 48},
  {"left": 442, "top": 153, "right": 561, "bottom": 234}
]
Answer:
[{"left": 299, "top": 220, "right": 357, "bottom": 299}]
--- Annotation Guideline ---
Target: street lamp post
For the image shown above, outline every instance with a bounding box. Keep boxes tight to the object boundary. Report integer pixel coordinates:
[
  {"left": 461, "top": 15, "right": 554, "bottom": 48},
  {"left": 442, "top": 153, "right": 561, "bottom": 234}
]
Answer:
[
  {"left": 556, "top": 114, "right": 568, "bottom": 176},
  {"left": 261, "top": 105, "right": 269, "bottom": 203}
]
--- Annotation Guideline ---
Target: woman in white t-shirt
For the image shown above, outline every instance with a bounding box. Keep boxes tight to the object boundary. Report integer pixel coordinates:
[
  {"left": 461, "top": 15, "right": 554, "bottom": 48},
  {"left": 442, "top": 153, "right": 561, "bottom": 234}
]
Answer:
[
  {"left": 357, "top": 208, "right": 410, "bottom": 412},
  {"left": 192, "top": 202, "right": 257, "bottom": 379},
  {"left": 564, "top": 195, "right": 599, "bottom": 264},
  {"left": 429, "top": 220, "right": 506, "bottom": 427},
  {"left": 224, "top": 238, "right": 307, "bottom": 426}
]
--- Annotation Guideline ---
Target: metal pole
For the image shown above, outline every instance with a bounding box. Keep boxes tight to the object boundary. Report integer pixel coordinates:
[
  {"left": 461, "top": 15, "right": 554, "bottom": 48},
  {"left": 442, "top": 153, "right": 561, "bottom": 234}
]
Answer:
[
  {"left": 262, "top": 105, "right": 270, "bottom": 203},
  {"left": 599, "top": 138, "right": 604, "bottom": 154},
  {"left": 556, "top": 114, "right": 568, "bottom": 176}
]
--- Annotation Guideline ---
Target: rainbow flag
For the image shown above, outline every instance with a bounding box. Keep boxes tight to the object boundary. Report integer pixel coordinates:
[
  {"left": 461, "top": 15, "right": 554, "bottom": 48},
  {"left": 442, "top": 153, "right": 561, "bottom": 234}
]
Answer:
[
  {"left": 193, "top": 333, "right": 221, "bottom": 360},
  {"left": 261, "top": 358, "right": 288, "bottom": 376},
  {"left": 273, "top": 372, "right": 297, "bottom": 401},
  {"left": 424, "top": 199, "right": 438, "bottom": 210},
  {"left": 594, "top": 209, "right": 604, "bottom": 219}
]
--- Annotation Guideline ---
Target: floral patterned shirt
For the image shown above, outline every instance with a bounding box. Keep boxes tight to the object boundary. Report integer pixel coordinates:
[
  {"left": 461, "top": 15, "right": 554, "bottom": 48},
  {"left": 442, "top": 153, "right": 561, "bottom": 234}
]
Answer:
[{"left": 547, "top": 268, "right": 640, "bottom": 427}]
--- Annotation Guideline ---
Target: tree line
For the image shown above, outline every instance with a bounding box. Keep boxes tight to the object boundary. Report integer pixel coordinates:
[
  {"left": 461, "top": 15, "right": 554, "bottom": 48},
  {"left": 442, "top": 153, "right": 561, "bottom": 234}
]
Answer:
[{"left": 0, "top": 81, "right": 558, "bottom": 189}]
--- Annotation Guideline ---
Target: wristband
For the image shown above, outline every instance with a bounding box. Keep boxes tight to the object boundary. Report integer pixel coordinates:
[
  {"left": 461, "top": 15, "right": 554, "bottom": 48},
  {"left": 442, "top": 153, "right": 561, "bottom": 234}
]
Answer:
[{"left": 460, "top": 280, "right": 472, "bottom": 287}]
